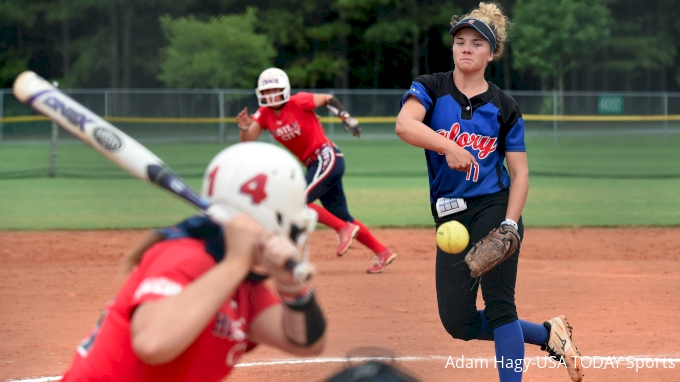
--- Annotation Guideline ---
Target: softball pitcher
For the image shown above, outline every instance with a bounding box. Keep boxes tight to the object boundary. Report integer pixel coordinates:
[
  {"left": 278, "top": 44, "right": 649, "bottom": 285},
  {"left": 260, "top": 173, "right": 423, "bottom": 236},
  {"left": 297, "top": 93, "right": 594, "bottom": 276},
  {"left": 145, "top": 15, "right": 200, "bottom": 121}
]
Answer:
[
  {"left": 396, "top": 2, "right": 583, "bottom": 381},
  {"left": 237, "top": 68, "right": 396, "bottom": 273}
]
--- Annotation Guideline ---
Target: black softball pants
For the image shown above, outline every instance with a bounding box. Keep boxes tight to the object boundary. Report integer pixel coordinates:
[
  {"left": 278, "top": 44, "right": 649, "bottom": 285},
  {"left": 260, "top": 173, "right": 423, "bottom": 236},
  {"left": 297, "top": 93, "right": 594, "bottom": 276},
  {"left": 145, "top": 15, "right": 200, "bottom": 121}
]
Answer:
[{"left": 433, "top": 188, "right": 525, "bottom": 341}]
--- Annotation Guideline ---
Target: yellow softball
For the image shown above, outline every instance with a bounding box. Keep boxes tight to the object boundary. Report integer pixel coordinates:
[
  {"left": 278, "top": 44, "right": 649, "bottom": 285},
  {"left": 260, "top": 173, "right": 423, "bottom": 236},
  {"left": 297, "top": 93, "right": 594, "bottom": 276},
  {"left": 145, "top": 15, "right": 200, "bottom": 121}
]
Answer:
[{"left": 436, "top": 220, "right": 470, "bottom": 254}]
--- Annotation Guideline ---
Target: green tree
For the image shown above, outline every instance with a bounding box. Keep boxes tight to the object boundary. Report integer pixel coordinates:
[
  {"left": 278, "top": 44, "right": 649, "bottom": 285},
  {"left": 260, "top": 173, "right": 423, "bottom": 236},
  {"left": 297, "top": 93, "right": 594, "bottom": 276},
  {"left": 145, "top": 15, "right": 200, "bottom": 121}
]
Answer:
[
  {"left": 158, "top": 8, "right": 275, "bottom": 88},
  {"left": 257, "top": 5, "right": 308, "bottom": 51},
  {"left": 512, "top": 0, "right": 610, "bottom": 95},
  {"left": 341, "top": 0, "right": 455, "bottom": 86},
  {"left": 116, "top": 0, "right": 199, "bottom": 87},
  {"left": 0, "top": 0, "right": 40, "bottom": 86},
  {"left": 40, "top": 0, "right": 103, "bottom": 87},
  {"left": 604, "top": 26, "right": 676, "bottom": 91},
  {"left": 43, "top": 0, "right": 75, "bottom": 84},
  {"left": 252, "top": 0, "right": 352, "bottom": 88},
  {"left": 251, "top": 0, "right": 458, "bottom": 89},
  {"left": 363, "top": 17, "right": 409, "bottom": 88},
  {"left": 302, "top": 19, "right": 351, "bottom": 88},
  {"left": 34, "top": 0, "right": 120, "bottom": 87},
  {"left": 598, "top": 0, "right": 677, "bottom": 91},
  {"left": 404, "top": 1, "right": 456, "bottom": 80}
]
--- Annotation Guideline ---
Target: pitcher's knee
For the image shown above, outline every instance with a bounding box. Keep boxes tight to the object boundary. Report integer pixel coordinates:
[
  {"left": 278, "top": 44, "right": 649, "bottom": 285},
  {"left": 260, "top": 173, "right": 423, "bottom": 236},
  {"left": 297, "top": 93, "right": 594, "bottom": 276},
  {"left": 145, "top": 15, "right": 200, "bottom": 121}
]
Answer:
[
  {"left": 441, "top": 319, "right": 480, "bottom": 341},
  {"left": 484, "top": 305, "right": 518, "bottom": 330}
]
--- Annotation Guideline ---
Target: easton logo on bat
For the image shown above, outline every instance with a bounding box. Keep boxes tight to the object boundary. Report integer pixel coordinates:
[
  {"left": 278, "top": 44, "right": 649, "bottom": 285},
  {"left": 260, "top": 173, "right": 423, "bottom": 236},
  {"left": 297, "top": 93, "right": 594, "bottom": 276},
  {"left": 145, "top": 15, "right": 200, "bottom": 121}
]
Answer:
[
  {"left": 43, "top": 96, "right": 93, "bottom": 131},
  {"left": 93, "top": 127, "right": 123, "bottom": 151}
]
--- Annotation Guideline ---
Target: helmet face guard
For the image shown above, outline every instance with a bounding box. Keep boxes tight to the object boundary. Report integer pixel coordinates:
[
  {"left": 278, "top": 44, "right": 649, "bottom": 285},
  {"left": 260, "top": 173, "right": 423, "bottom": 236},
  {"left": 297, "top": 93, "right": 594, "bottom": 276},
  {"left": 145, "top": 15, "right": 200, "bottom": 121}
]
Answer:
[
  {"left": 256, "top": 88, "right": 290, "bottom": 107},
  {"left": 256, "top": 68, "right": 291, "bottom": 107}
]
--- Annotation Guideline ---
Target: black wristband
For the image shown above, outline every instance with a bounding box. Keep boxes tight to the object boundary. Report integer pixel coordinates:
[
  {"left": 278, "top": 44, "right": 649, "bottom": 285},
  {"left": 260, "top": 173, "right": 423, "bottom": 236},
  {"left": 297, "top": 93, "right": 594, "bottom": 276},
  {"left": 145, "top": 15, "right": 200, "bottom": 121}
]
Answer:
[
  {"left": 283, "top": 292, "right": 326, "bottom": 346},
  {"left": 327, "top": 97, "right": 346, "bottom": 114}
]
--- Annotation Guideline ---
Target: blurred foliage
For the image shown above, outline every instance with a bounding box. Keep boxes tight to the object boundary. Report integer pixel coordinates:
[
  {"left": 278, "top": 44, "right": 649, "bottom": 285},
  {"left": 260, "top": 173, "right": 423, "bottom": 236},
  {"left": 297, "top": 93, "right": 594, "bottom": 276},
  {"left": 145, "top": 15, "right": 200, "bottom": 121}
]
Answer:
[
  {"left": 513, "top": 0, "right": 610, "bottom": 92},
  {"left": 158, "top": 8, "right": 275, "bottom": 88},
  {"left": 0, "top": 0, "right": 678, "bottom": 91},
  {"left": 286, "top": 53, "right": 348, "bottom": 87}
]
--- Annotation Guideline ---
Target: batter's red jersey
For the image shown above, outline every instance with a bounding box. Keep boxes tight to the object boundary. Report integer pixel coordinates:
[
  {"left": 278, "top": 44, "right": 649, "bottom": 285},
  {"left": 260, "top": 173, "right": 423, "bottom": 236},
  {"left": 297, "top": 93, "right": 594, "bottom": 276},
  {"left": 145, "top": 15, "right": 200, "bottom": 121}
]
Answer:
[
  {"left": 252, "top": 92, "right": 331, "bottom": 163},
  {"left": 61, "top": 238, "right": 279, "bottom": 382}
]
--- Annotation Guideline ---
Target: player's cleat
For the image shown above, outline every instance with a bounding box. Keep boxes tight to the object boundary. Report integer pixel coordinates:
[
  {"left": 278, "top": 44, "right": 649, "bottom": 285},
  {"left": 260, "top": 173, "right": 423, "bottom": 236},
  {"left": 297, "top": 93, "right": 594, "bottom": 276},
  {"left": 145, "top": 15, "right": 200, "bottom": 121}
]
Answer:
[
  {"left": 336, "top": 222, "right": 360, "bottom": 256},
  {"left": 542, "top": 315, "right": 584, "bottom": 382},
  {"left": 366, "top": 248, "right": 397, "bottom": 274}
]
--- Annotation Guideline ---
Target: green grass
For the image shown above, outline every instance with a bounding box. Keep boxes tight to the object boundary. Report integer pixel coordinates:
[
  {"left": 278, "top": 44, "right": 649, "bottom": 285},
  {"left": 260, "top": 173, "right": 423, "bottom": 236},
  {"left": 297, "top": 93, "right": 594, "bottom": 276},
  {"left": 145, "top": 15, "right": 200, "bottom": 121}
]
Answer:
[
  {"left": 524, "top": 177, "right": 680, "bottom": 226},
  {"left": 0, "top": 178, "right": 199, "bottom": 229},
  {"left": 1, "top": 136, "right": 680, "bottom": 230},
  {"left": 526, "top": 135, "right": 680, "bottom": 178}
]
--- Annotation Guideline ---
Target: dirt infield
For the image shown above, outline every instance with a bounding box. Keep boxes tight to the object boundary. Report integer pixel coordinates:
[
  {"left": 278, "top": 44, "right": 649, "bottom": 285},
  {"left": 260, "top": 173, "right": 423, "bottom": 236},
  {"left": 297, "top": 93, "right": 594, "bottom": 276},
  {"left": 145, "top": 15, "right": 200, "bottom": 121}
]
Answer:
[{"left": 2, "top": 228, "right": 680, "bottom": 382}]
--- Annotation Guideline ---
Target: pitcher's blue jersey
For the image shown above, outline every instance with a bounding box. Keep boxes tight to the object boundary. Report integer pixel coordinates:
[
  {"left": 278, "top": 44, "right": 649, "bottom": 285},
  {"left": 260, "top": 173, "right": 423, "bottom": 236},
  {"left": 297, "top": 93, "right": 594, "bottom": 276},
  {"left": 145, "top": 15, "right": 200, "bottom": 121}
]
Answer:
[{"left": 400, "top": 71, "right": 526, "bottom": 202}]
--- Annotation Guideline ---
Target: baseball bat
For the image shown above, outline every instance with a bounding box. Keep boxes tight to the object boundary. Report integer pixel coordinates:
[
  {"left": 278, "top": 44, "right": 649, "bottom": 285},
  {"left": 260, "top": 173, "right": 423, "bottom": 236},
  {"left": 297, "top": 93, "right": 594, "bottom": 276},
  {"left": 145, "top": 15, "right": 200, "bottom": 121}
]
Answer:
[{"left": 12, "top": 71, "right": 314, "bottom": 283}]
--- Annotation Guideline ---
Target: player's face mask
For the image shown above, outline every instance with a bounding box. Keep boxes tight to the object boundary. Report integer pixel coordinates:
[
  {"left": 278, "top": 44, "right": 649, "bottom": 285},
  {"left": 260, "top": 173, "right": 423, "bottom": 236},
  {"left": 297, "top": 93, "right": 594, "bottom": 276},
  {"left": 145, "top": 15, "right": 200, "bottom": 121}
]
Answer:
[
  {"left": 258, "top": 88, "right": 288, "bottom": 107},
  {"left": 256, "top": 68, "right": 291, "bottom": 107}
]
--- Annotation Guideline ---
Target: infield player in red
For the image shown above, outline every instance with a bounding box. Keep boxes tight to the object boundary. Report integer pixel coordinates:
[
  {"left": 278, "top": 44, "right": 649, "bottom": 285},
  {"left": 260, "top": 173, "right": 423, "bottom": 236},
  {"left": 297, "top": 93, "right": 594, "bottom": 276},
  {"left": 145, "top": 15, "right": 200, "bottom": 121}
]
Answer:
[
  {"left": 396, "top": 2, "right": 583, "bottom": 382},
  {"left": 61, "top": 142, "right": 326, "bottom": 381},
  {"left": 237, "top": 68, "right": 396, "bottom": 274}
]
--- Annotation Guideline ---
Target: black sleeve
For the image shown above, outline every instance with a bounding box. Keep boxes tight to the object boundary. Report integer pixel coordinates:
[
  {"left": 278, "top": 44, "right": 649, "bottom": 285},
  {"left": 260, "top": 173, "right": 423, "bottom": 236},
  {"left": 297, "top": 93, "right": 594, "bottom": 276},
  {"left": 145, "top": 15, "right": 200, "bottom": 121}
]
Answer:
[
  {"left": 496, "top": 91, "right": 522, "bottom": 153},
  {"left": 413, "top": 74, "right": 437, "bottom": 106},
  {"left": 413, "top": 74, "right": 439, "bottom": 125}
]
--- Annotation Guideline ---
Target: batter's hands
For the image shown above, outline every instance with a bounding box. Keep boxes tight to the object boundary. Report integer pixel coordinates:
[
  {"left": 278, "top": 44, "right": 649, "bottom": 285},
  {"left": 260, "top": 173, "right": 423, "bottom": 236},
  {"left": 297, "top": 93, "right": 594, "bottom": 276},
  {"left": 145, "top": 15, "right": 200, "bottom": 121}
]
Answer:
[
  {"left": 236, "top": 107, "right": 253, "bottom": 131},
  {"left": 444, "top": 143, "right": 477, "bottom": 172},
  {"left": 258, "top": 234, "right": 309, "bottom": 294},
  {"left": 223, "top": 213, "right": 264, "bottom": 269}
]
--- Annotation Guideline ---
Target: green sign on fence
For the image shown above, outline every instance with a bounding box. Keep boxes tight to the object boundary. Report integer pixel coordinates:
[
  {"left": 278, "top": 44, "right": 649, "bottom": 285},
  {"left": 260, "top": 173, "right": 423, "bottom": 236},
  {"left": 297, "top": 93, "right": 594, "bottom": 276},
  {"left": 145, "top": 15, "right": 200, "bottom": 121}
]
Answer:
[{"left": 598, "top": 95, "right": 624, "bottom": 114}]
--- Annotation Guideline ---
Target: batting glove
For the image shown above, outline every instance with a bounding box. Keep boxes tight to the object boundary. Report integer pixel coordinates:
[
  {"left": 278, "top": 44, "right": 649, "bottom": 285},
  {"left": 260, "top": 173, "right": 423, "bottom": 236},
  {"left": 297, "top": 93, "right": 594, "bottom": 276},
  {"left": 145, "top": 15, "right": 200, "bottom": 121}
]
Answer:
[
  {"left": 259, "top": 234, "right": 310, "bottom": 295},
  {"left": 339, "top": 111, "right": 361, "bottom": 138}
]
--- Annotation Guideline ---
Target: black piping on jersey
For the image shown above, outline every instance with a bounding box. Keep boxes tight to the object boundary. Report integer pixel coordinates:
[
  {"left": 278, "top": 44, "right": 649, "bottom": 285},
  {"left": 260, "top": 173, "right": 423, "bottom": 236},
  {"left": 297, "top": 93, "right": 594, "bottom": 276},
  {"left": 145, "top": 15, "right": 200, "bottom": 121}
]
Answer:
[
  {"left": 495, "top": 161, "right": 506, "bottom": 191},
  {"left": 413, "top": 70, "right": 523, "bottom": 194},
  {"left": 417, "top": 76, "right": 439, "bottom": 203},
  {"left": 425, "top": 146, "right": 437, "bottom": 203}
]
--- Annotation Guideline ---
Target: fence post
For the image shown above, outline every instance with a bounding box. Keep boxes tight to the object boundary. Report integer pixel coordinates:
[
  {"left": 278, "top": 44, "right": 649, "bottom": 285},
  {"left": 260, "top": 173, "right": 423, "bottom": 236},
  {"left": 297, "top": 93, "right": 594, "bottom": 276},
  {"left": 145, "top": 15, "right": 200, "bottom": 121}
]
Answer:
[
  {"left": 48, "top": 121, "right": 58, "bottom": 177},
  {"left": 218, "top": 90, "right": 225, "bottom": 143},
  {"left": 663, "top": 93, "right": 668, "bottom": 145},
  {"left": 553, "top": 91, "right": 558, "bottom": 146},
  {"left": 0, "top": 90, "right": 4, "bottom": 143},
  {"left": 328, "top": 89, "right": 335, "bottom": 140},
  {"left": 104, "top": 90, "right": 110, "bottom": 118}
]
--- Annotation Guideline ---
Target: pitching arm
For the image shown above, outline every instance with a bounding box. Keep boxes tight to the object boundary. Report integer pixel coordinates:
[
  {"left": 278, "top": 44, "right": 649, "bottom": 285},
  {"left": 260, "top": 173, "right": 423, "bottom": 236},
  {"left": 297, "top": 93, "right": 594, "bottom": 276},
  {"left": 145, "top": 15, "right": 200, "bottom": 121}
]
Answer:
[{"left": 396, "top": 96, "right": 476, "bottom": 172}]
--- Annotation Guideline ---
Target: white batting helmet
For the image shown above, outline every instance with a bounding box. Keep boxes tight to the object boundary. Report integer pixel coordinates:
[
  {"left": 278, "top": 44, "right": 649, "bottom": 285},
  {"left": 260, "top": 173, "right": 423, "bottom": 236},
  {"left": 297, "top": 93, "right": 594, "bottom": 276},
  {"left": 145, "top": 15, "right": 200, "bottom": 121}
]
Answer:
[
  {"left": 201, "top": 142, "right": 316, "bottom": 243},
  {"left": 255, "top": 68, "right": 291, "bottom": 107}
]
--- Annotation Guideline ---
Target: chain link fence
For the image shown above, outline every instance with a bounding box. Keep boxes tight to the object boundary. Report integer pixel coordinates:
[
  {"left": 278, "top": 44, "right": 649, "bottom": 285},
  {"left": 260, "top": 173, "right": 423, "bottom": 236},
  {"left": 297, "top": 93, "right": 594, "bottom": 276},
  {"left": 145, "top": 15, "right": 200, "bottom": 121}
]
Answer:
[{"left": 1, "top": 88, "right": 679, "bottom": 144}]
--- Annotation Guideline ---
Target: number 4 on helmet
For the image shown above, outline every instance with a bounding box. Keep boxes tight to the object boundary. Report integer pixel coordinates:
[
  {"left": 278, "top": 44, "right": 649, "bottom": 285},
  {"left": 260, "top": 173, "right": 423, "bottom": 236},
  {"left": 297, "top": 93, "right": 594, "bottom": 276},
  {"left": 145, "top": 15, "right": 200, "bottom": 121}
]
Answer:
[{"left": 201, "top": 142, "right": 317, "bottom": 245}]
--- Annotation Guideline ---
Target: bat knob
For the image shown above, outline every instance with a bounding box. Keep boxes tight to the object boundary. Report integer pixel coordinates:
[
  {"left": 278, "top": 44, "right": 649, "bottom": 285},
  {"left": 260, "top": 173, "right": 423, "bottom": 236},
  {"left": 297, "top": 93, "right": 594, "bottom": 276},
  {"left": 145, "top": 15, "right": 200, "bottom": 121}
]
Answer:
[
  {"left": 292, "top": 261, "right": 316, "bottom": 284},
  {"left": 205, "top": 204, "right": 231, "bottom": 223}
]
